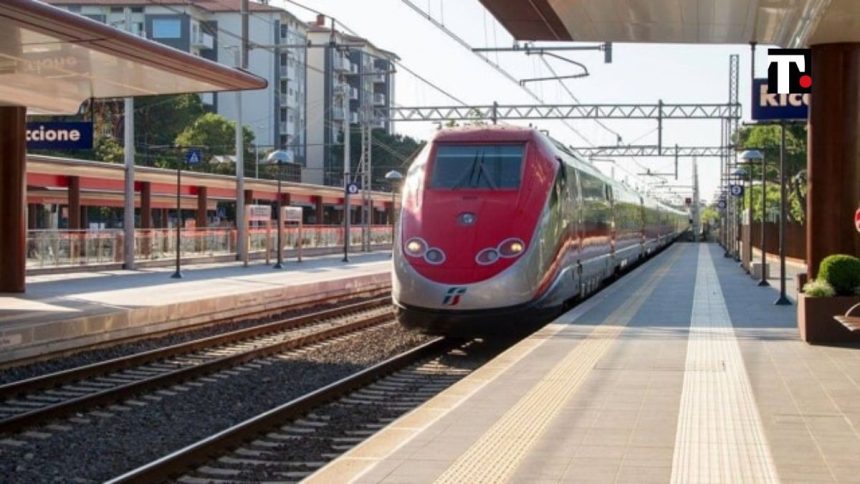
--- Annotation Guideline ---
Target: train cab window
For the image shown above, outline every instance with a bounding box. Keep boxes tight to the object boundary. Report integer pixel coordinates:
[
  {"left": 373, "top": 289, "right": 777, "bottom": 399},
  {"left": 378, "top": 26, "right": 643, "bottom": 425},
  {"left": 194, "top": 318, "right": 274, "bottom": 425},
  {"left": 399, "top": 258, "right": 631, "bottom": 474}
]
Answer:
[{"left": 429, "top": 144, "right": 524, "bottom": 189}]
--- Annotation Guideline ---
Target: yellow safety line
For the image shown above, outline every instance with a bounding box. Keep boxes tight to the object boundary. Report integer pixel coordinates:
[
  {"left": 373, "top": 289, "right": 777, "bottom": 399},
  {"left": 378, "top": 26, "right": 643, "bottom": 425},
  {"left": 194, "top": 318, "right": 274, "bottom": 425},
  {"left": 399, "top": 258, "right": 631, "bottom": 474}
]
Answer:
[
  {"left": 434, "top": 246, "right": 686, "bottom": 484},
  {"left": 670, "top": 245, "right": 779, "bottom": 483}
]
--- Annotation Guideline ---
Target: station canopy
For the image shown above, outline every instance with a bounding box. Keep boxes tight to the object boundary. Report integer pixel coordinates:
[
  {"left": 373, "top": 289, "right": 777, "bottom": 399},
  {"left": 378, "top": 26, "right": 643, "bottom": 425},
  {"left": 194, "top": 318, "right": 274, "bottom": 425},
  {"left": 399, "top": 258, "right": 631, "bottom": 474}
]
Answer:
[
  {"left": 0, "top": 0, "right": 266, "bottom": 114},
  {"left": 478, "top": 0, "right": 860, "bottom": 47}
]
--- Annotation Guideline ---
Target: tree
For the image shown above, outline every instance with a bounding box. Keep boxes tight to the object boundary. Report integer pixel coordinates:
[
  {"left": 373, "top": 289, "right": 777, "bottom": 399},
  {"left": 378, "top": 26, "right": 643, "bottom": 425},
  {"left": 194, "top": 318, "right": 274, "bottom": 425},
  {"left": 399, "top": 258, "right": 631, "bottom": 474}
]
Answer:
[
  {"left": 135, "top": 94, "right": 205, "bottom": 167},
  {"left": 331, "top": 129, "right": 425, "bottom": 191},
  {"left": 93, "top": 135, "right": 124, "bottom": 163},
  {"left": 736, "top": 123, "right": 807, "bottom": 223},
  {"left": 173, "top": 112, "right": 255, "bottom": 174}
]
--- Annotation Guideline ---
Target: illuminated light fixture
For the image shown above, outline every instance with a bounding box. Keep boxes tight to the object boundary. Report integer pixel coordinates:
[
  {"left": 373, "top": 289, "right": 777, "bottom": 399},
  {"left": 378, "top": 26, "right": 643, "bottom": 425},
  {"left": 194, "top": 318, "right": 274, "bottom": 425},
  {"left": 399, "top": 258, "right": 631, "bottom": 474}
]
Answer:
[
  {"left": 498, "top": 238, "right": 525, "bottom": 257},
  {"left": 404, "top": 237, "right": 427, "bottom": 257}
]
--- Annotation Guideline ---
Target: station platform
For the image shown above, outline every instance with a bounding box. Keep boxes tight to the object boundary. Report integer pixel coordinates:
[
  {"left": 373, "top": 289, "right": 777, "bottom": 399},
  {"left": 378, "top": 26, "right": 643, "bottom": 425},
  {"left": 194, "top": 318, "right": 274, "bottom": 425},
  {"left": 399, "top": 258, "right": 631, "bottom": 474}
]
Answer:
[
  {"left": 311, "top": 243, "right": 860, "bottom": 483},
  {"left": 0, "top": 252, "right": 391, "bottom": 365}
]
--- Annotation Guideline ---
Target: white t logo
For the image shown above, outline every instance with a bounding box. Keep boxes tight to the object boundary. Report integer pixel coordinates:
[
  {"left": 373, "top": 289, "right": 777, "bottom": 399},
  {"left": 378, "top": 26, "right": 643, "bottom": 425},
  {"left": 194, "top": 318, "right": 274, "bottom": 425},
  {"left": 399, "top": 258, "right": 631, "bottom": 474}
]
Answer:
[{"left": 769, "top": 54, "right": 806, "bottom": 94}]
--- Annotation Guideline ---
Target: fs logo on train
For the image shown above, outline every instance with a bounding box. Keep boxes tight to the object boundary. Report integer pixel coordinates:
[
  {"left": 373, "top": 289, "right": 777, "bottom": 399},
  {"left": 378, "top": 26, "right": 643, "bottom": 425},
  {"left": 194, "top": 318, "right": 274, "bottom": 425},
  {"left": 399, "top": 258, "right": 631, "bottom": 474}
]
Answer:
[
  {"left": 442, "top": 287, "right": 467, "bottom": 306},
  {"left": 767, "top": 49, "right": 812, "bottom": 94}
]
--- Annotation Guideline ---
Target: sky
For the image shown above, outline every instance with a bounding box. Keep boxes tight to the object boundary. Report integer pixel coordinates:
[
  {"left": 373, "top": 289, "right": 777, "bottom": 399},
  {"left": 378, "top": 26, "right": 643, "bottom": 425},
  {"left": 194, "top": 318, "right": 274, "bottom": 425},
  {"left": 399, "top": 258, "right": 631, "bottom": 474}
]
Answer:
[{"left": 278, "top": 0, "right": 772, "bottom": 205}]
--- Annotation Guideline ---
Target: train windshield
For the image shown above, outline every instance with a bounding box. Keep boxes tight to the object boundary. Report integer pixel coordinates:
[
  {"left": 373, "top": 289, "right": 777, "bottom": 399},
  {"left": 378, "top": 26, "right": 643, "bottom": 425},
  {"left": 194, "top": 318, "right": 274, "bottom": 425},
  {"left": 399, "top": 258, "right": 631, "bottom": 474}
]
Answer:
[{"left": 430, "top": 144, "right": 524, "bottom": 190}]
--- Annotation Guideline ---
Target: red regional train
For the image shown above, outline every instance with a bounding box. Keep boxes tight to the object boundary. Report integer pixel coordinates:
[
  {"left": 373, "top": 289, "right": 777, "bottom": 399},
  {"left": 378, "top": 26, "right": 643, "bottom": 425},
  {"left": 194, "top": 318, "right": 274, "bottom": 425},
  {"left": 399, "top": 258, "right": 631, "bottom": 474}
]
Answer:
[{"left": 392, "top": 126, "right": 689, "bottom": 335}]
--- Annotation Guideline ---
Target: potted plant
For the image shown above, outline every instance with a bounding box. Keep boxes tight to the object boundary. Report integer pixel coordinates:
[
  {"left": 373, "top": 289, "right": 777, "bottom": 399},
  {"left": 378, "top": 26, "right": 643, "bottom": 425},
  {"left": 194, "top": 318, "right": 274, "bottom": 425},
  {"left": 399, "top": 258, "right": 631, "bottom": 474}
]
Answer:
[{"left": 798, "top": 254, "right": 860, "bottom": 344}]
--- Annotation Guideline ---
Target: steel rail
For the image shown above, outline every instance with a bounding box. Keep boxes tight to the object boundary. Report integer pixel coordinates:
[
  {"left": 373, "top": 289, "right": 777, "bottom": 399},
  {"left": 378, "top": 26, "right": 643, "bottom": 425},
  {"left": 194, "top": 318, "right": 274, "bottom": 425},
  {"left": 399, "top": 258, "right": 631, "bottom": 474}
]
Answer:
[
  {"left": 0, "top": 300, "right": 393, "bottom": 434},
  {"left": 107, "top": 337, "right": 450, "bottom": 484}
]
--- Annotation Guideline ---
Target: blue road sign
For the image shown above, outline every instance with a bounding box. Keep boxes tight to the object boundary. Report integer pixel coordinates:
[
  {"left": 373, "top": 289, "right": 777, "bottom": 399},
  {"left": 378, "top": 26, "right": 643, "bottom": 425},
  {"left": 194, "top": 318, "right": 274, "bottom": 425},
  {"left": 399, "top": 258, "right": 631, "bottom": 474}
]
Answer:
[
  {"left": 185, "top": 149, "right": 202, "bottom": 165},
  {"left": 730, "top": 185, "right": 744, "bottom": 197},
  {"left": 346, "top": 182, "right": 360, "bottom": 195},
  {"left": 751, "top": 78, "right": 809, "bottom": 121},
  {"left": 26, "top": 122, "right": 93, "bottom": 150},
  {"left": 718, "top": 200, "right": 727, "bottom": 209}
]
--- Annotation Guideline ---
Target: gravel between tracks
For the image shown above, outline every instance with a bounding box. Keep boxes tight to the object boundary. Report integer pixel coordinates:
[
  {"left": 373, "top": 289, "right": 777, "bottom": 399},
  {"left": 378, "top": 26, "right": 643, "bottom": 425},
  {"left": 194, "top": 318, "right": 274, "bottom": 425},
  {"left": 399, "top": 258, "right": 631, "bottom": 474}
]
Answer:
[
  {"left": 0, "top": 322, "right": 427, "bottom": 483},
  {"left": 0, "top": 295, "right": 386, "bottom": 386}
]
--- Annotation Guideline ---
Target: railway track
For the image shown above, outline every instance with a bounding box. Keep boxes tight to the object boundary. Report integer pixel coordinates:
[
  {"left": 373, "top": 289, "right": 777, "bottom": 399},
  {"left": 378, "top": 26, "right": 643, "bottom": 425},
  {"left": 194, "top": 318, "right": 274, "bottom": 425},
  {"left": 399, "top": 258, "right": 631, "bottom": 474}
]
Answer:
[
  {"left": 0, "top": 297, "right": 393, "bottom": 434},
  {"left": 106, "top": 337, "right": 496, "bottom": 484}
]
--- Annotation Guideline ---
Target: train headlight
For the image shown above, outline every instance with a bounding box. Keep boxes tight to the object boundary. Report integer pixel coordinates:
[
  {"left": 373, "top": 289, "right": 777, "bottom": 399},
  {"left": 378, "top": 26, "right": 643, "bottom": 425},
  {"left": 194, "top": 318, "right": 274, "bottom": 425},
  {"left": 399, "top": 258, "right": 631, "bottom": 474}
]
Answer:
[
  {"left": 476, "top": 248, "right": 500, "bottom": 265},
  {"left": 424, "top": 248, "right": 446, "bottom": 265},
  {"left": 404, "top": 237, "right": 427, "bottom": 257},
  {"left": 498, "top": 238, "right": 526, "bottom": 258}
]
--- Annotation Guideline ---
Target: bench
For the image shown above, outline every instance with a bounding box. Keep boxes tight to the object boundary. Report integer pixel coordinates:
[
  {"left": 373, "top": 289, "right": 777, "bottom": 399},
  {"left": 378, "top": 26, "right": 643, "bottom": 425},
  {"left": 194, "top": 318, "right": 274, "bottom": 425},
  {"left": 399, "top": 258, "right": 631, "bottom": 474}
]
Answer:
[{"left": 833, "top": 303, "right": 860, "bottom": 332}]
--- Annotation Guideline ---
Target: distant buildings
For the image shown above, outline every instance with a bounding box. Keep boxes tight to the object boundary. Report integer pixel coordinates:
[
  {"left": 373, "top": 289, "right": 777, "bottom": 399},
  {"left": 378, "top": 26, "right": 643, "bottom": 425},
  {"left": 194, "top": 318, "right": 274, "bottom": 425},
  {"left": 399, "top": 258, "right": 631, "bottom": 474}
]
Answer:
[
  {"left": 305, "top": 16, "right": 398, "bottom": 186},
  {"left": 45, "top": 0, "right": 397, "bottom": 186}
]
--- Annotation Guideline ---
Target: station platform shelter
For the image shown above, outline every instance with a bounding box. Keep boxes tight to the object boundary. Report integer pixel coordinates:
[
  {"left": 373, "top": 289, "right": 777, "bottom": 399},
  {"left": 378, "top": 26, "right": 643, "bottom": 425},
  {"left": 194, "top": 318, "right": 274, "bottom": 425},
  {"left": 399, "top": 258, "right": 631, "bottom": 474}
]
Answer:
[
  {"left": 0, "top": 0, "right": 267, "bottom": 294},
  {"left": 312, "top": 243, "right": 860, "bottom": 483}
]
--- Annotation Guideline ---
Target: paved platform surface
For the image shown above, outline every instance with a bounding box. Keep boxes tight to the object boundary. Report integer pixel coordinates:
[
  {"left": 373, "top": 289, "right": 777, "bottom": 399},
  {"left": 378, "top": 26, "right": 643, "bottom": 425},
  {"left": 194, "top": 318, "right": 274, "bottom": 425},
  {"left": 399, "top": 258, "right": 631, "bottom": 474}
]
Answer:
[
  {"left": 311, "top": 243, "right": 860, "bottom": 483},
  {"left": 0, "top": 252, "right": 391, "bottom": 364}
]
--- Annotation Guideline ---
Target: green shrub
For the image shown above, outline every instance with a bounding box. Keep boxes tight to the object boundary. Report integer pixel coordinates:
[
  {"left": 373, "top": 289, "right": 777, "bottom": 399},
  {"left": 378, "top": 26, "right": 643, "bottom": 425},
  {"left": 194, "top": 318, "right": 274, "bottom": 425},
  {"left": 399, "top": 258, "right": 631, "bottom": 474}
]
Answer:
[
  {"left": 818, "top": 254, "right": 860, "bottom": 296},
  {"left": 803, "top": 279, "right": 836, "bottom": 297}
]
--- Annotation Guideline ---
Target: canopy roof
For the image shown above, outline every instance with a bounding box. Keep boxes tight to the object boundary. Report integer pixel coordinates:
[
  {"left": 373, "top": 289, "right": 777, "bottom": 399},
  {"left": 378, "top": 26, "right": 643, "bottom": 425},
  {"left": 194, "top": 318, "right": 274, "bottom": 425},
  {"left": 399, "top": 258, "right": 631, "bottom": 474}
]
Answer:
[
  {"left": 479, "top": 0, "right": 860, "bottom": 47},
  {"left": 0, "top": 0, "right": 267, "bottom": 114}
]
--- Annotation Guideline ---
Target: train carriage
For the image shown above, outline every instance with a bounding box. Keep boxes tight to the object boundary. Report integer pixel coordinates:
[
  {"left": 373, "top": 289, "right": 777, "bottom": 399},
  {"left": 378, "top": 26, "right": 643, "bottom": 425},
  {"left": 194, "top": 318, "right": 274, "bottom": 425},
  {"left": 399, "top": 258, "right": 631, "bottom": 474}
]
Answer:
[{"left": 393, "top": 126, "right": 688, "bottom": 335}]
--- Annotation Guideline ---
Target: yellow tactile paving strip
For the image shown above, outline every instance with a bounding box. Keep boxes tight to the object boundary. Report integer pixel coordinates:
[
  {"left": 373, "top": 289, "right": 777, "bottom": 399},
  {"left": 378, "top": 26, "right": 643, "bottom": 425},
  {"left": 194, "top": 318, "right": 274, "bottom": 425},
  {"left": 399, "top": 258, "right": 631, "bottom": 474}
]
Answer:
[
  {"left": 432, "top": 248, "right": 684, "bottom": 484},
  {"left": 669, "top": 245, "right": 778, "bottom": 483},
  {"left": 307, "top": 247, "right": 682, "bottom": 484}
]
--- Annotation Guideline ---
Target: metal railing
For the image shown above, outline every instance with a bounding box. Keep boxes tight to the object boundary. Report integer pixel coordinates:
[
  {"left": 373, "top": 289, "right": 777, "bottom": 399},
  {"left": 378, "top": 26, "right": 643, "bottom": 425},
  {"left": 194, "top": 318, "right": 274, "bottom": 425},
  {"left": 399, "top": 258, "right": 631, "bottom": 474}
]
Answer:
[{"left": 26, "top": 225, "right": 394, "bottom": 270}]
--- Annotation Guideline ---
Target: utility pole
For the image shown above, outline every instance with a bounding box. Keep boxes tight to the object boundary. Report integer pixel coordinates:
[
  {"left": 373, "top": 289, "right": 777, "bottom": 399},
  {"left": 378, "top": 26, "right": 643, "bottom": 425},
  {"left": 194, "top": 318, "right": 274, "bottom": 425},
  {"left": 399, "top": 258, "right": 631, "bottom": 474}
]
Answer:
[
  {"left": 235, "top": 0, "right": 249, "bottom": 265},
  {"left": 123, "top": 6, "right": 135, "bottom": 270},
  {"left": 359, "top": 87, "right": 373, "bottom": 252},
  {"left": 692, "top": 156, "right": 700, "bottom": 242}
]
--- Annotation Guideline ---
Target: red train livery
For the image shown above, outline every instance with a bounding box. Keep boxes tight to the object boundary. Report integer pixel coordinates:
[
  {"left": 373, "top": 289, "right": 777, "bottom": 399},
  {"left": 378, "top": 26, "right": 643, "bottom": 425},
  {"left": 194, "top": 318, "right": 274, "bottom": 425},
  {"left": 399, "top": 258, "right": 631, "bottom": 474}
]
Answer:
[{"left": 392, "top": 126, "right": 688, "bottom": 335}]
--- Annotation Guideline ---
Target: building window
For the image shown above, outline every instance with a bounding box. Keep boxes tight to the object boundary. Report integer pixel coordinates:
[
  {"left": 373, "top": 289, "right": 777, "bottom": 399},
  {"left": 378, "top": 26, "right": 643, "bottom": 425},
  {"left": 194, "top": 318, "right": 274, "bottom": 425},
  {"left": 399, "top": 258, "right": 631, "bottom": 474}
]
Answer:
[
  {"left": 280, "top": 53, "right": 287, "bottom": 65},
  {"left": 152, "top": 18, "right": 181, "bottom": 39},
  {"left": 110, "top": 6, "right": 123, "bottom": 13},
  {"left": 132, "top": 7, "right": 144, "bottom": 13},
  {"left": 280, "top": 25, "right": 288, "bottom": 38},
  {"left": 67, "top": 5, "right": 81, "bottom": 13}
]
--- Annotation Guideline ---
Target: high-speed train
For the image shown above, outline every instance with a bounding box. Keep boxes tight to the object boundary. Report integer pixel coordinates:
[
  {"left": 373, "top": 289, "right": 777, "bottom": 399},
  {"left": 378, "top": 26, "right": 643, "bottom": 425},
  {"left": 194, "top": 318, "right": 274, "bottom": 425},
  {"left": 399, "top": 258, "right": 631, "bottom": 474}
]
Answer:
[{"left": 392, "top": 126, "right": 688, "bottom": 335}]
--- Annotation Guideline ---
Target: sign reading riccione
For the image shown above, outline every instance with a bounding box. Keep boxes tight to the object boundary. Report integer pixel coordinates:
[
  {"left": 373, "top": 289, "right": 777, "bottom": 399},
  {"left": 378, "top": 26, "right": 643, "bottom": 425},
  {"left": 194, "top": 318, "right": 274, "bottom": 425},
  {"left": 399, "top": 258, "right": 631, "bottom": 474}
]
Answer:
[
  {"left": 751, "top": 78, "right": 809, "bottom": 121},
  {"left": 26, "top": 122, "right": 93, "bottom": 150}
]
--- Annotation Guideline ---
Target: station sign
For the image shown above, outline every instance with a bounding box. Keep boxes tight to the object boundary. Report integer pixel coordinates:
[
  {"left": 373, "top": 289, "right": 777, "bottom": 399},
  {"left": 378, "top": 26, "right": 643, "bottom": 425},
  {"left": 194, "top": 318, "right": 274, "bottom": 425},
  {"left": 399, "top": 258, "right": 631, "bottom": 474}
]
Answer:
[
  {"left": 751, "top": 78, "right": 809, "bottom": 121},
  {"left": 26, "top": 122, "right": 93, "bottom": 150},
  {"left": 730, "top": 185, "right": 744, "bottom": 197},
  {"left": 246, "top": 204, "right": 272, "bottom": 222},
  {"left": 185, "top": 149, "right": 202, "bottom": 165},
  {"left": 284, "top": 206, "right": 303, "bottom": 223}
]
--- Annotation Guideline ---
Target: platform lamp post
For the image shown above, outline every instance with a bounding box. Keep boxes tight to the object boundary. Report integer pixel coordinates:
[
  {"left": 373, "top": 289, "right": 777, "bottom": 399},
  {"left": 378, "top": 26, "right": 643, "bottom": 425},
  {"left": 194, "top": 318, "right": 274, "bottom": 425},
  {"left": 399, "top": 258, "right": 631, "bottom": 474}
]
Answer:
[
  {"left": 384, "top": 170, "right": 403, "bottom": 256},
  {"left": 263, "top": 150, "right": 292, "bottom": 270},
  {"left": 741, "top": 149, "right": 768, "bottom": 287},
  {"left": 731, "top": 167, "right": 748, "bottom": 262}
]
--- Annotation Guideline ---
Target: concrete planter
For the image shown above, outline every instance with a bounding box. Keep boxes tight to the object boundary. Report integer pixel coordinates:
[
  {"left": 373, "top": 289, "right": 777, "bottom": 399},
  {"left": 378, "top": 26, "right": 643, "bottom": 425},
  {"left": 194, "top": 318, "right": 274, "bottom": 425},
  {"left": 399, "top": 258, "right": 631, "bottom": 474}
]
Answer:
[{"left": 798, "top": 293, "right": 860, "bottom": 344}]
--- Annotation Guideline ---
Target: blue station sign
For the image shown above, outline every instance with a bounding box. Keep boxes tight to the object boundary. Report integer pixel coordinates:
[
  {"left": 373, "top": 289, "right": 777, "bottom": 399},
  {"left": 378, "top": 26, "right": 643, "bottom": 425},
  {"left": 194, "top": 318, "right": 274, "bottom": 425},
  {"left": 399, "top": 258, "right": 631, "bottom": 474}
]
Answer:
[
  {"left": 26, "top": 122, "right": 93, "bottom": 150},
  {"left": 751, "top": 78, "right": 809, "bottom": 121}
]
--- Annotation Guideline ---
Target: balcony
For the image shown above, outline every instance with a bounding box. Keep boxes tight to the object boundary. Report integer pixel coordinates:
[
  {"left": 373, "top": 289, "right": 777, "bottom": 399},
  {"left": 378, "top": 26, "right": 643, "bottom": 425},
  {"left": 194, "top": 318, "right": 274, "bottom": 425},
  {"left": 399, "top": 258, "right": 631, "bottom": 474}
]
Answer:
[
  {"left": 279, "top": 65, "right": 296, "bottom": 80},
  {"left": 350, "top": 112, "right": 359, "bottom": 124},
  {"left": 280, "top": 121, "right": 296, "bottom": 136},
  {"left": 190, "top": 25, "right": 214, "bottom": 50},
  {"left": 373, "top": 92, "right": 386, "bottom": 105},
  {"left": 372, "top": 71, "right": 386, "bottom": 84},
  {"left": 350, "top": 87, "right": 359, "bottom": 100},
  {"left": 333, "top": 54, "right": 351, "bottom": 73}
]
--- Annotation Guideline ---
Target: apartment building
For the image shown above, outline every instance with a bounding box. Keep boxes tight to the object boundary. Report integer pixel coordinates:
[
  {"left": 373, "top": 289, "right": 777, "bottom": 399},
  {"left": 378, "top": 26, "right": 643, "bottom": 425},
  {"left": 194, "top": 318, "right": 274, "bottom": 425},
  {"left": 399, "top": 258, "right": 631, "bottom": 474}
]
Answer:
[
  {"left": 46, "top": 0, "right": 308, "bottom": 170},
  {"left": 305, "top": 17, "right": 398, "bottom": 186}
]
